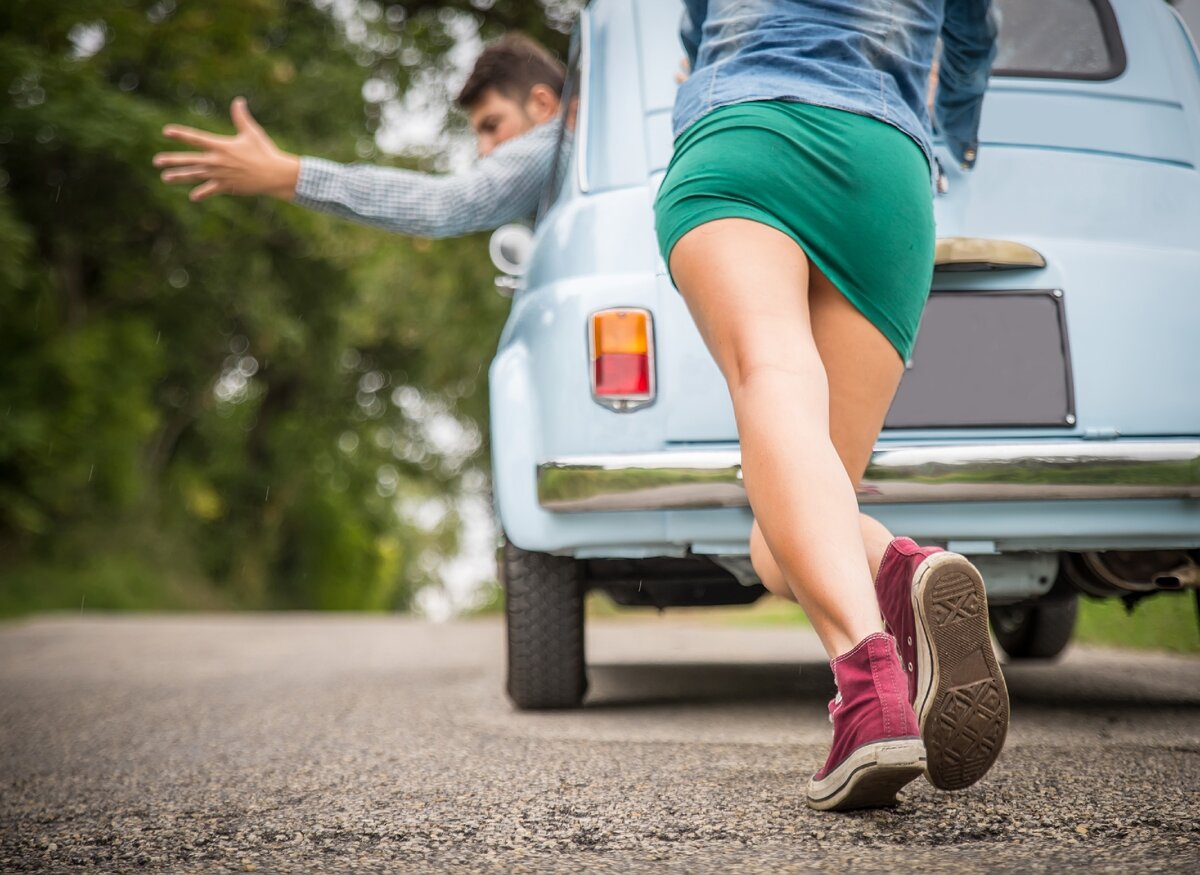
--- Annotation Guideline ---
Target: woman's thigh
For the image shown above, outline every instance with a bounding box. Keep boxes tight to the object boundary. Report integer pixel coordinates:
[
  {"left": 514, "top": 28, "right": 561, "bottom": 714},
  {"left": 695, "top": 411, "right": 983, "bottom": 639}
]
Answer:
[
  {"left": 670, "top": 217, "right": 907, "bottom": 485},
  {"left": 668, "top": 218, "right": 821, "bottom": 395}
]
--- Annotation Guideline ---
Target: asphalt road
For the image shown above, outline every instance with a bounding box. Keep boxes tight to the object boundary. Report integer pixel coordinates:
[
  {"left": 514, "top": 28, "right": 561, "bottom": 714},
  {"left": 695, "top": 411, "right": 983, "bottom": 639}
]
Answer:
[{"left": 2, "top": 613, "right": 1198, "bottom": 873}]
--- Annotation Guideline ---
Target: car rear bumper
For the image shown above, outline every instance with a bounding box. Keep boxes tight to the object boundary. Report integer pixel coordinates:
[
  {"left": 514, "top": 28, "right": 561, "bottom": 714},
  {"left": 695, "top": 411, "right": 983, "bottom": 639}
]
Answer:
[{"left": 537, "top": 440, "right": 1200, "bottom": 512}]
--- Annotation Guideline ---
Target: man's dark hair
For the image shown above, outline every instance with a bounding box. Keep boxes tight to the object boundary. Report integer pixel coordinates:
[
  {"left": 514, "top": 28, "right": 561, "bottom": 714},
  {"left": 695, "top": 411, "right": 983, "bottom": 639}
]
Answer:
[{"left": 455, "top": 33, "right": 566, "bottom": 110}]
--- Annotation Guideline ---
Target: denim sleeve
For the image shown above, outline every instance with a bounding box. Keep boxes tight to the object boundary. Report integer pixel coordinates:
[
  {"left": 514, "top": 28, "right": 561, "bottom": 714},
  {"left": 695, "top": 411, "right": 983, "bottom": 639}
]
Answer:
[
  {"left": 680, "top": 0, "right": 707, "bottom": 69},
  {"left": 936, "top": 0, "right": 999, "bottom": 169}
]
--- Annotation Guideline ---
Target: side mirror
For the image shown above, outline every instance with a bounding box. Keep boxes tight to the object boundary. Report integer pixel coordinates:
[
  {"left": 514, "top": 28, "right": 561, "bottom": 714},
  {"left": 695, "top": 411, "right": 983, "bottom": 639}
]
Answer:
[{"left": 488, "top": 223, "right": 534, "bottom": 296}]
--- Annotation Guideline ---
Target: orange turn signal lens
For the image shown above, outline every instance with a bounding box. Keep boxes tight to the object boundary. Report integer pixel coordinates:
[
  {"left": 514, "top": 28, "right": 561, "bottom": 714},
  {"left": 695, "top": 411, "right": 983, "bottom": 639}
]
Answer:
[{"left": 592, "top": 309, "right": 648, "bottom": 356}]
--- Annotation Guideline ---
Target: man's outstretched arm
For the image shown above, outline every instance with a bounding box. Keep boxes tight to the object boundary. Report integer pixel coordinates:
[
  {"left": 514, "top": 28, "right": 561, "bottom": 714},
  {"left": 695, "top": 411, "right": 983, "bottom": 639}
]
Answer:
[
  {"left": 154, "top": 97, "right": 560, "bottom": 238},
  {"left": 292, "top": 121, "right": 559, "bottom": 238}
]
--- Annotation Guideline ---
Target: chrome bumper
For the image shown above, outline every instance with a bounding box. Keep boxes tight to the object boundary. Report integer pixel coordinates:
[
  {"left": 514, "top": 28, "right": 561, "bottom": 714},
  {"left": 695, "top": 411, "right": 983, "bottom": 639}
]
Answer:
[{"left": 536, "top": 441, "right": 1200, "bottom": 512}]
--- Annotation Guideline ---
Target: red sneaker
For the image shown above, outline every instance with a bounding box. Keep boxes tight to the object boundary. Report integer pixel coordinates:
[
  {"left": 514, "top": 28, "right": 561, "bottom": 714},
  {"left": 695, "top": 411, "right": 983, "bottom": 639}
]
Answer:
[
  {"left": 806, "top": 632, "right": 926, "bottom": 811},
  {"left": 874, "top": 538, "right": 1010, "bottom": 791}
]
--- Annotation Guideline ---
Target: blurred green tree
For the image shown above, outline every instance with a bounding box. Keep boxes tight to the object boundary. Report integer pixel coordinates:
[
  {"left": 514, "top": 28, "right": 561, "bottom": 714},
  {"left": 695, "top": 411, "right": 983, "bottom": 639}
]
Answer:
[{"left": 0, "top": 0, "right": 573, "bottom": 613}]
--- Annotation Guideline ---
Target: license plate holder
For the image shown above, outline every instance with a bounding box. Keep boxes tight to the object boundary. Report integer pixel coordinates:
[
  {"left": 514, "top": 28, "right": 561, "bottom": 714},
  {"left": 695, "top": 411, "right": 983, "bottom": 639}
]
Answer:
[{"left": 885, "top": 289, "right": 1075, "bottom": 429}]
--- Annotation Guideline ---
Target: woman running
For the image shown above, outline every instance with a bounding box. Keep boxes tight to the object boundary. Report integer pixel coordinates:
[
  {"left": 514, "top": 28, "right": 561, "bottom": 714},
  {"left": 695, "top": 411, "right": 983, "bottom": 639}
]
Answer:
[{"left": 655, "top": 0, "right": 1007, "bottom": 811}]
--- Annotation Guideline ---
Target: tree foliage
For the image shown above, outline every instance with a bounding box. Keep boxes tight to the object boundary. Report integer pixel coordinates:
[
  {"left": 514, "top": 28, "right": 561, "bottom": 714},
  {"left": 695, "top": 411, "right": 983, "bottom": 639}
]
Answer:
[{"left": 0, "top": 0, "right": 573, "bottom": 613}]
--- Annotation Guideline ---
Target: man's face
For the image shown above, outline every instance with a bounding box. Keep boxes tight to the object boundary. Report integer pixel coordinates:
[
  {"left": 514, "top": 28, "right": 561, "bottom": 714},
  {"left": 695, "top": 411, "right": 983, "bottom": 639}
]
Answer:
[
  {"left": 468, "top": 87, "right": 558, "bottom": 157},
  {"left": 468, "top": 89, "right": 535, "bottom": 157}
]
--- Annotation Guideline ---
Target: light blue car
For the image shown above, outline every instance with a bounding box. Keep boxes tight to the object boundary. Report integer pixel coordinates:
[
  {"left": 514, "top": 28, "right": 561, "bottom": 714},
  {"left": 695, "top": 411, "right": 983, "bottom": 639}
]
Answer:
[{"left": 488, "top": 0, "right": 1200, "bottom": 709}]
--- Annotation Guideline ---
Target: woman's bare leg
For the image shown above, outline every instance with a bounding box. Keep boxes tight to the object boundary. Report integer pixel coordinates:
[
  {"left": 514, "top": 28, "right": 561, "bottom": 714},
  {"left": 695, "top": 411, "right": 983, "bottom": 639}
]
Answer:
[
  {"left": 753, "top": 514, "right": 894, "bottom": 602},
  {"left": 669, "top": 218, "right": 902, "bottom": 658},
  {"left": 750, "top": 261, "right": 908, "bottom": 602}
]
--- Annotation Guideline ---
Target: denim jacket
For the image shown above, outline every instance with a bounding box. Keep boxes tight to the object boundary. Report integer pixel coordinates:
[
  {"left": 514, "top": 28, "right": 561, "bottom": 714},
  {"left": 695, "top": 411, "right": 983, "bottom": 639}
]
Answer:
[{"left": 676, "top": 0, "right": 998, "bottom": 174}]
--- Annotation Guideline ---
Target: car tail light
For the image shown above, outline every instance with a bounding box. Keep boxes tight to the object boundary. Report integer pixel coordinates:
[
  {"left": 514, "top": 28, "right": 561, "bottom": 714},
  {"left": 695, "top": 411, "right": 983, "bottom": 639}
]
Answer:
[{"left": 589, "top": 308, "right": 655, "bottom": 411}]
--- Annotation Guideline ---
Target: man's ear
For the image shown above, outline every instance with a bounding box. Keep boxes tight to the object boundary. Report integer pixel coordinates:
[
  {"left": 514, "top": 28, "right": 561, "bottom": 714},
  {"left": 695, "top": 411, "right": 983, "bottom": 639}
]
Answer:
[{"left": 524, "top": 83, "right": 561, "bottom": 124}]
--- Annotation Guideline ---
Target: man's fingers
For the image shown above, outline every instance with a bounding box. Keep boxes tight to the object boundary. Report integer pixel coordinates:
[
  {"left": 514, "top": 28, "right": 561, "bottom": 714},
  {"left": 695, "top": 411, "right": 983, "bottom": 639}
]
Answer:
[
  {"left": 153, "top": 151, "right": 217, "bottom": 168},
  {"left": 230, "top": 96, "right": 265, "bottom": 137},
  {"left": 674, "top": 56, "right": 691, "bottom": 85},
  {"left": 161, "top": 167, "right": 213, "bottom": 184},
  {"left": 189, "top": 180, "right": 223, "bottom": 202},
  {"left": 161, "top": 124, "right": 228, "bottom": 149}
]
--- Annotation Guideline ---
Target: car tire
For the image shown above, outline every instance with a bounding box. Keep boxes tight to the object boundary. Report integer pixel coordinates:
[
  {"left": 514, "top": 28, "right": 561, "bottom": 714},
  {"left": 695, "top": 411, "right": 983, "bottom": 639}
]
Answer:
[
  {"left": 990, "top": 592, "right": 1078, "bottom": 661},
  {"left": 502, "top": 539, "right": 587, "bottom": 710}
]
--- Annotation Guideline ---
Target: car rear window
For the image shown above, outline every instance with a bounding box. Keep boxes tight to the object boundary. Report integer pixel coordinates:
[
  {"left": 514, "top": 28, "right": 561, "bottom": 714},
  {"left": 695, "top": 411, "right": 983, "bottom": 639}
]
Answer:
[{"left": 992, "top": 0, "right": 1126, "bottom": 80}]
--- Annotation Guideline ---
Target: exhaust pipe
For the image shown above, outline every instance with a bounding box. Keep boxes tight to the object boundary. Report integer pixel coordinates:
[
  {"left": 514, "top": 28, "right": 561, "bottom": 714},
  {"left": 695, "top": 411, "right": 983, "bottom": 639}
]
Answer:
[
  {"left": 1152, "top": 560, "right": 1200, "bottom": 589},
  {"left": 1064, "top": 551, "right": 1200, "bottom": 597}
]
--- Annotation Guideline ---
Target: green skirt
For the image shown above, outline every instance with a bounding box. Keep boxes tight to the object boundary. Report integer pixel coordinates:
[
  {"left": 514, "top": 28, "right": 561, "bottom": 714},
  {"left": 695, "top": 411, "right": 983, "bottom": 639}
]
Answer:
[{"left": 654, "top": 100, "right": 935, "bottom": 361}]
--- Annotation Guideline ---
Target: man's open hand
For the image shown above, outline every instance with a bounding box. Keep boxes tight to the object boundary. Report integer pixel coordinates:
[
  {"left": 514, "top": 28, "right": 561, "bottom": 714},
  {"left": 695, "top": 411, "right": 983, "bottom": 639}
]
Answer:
[{"left": 153, "top": 97, "right": 300, "bottom": 202}]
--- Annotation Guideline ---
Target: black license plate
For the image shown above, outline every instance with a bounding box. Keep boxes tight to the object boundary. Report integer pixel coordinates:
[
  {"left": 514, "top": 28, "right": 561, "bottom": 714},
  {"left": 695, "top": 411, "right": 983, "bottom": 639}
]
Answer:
[{"left": 884, "top": 289, "right": 1075, "bottom": 429}]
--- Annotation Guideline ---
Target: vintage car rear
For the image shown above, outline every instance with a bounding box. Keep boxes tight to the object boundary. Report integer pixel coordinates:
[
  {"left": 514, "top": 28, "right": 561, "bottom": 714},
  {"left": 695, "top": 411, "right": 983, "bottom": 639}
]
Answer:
[{"left": 488, "top": 0, "right": 1200, "bottom": 708}]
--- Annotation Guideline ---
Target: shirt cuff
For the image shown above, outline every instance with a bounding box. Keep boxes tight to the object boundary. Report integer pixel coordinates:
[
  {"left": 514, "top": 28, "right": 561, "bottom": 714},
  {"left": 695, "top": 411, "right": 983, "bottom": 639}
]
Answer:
[{"left": 293, "top": 156, "right": 345, "bottom": 207}]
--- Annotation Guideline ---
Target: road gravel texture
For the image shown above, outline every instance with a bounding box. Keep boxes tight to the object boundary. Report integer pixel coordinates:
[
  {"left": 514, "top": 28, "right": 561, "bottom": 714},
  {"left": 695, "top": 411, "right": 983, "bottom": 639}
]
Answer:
[{"left": 1, "top": 614, "right": 1198, "bottom": 873}]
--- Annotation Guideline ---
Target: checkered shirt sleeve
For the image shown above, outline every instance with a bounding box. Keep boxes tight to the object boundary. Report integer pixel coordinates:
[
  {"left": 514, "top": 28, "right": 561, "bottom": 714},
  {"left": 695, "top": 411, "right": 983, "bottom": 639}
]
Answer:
[{"left": 292, "top": 120, "right": 560, "bottom": 238}]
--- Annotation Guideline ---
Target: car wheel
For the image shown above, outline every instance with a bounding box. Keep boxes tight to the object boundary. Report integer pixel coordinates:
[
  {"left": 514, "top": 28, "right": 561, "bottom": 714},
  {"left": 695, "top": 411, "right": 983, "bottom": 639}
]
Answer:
[
  {"left": 502, "top": 539, "right": 587, "bottom": 710},
  {"left": 990, "top": 593, "right": 1078, "bottom": 661}
]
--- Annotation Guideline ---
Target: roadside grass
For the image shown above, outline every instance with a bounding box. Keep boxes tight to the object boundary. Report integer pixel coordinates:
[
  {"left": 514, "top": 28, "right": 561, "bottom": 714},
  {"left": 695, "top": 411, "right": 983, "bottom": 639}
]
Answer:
[
  {"left": 0, "top": 523, "right": 228, "bottom": 619},
  {"left": 585, "top": 591, "right": 809, "bottom": 626},
  {"left": 1073, "top": 591, "right": 1199, "bottom": 654},
  {"left": 0, "top": 554, "right": 227, "bottom": 619},
  {"left": 21, "top": 552, "right": 1189, "bottom": 657},
  {"left": 583, "top": 590, "right": 1200, "bottom": 655}
]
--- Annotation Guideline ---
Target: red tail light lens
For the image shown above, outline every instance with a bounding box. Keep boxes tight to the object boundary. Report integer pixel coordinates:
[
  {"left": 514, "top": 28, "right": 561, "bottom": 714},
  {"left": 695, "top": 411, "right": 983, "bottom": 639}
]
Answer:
[
  {"left": 589, "top": 308, "right": 655, "bottom": 410},
  {"left": 594, "top": 353, "right": 650, "bottom": 395}
]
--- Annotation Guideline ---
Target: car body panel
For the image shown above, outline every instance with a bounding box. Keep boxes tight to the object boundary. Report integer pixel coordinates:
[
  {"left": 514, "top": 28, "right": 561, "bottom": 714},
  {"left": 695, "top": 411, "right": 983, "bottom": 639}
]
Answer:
[{"left": 489, "top": 0, "right": 1200, "bottom": 592}]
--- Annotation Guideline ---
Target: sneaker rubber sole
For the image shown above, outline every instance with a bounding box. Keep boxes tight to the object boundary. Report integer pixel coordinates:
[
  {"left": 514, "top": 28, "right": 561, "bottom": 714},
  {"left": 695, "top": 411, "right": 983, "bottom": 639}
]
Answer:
[
  {"left": 912, "top": 552, "right": 1010, "bottom": 791},
  {"left": 806, "top": 738, "right": 926, "bottom": 811}
]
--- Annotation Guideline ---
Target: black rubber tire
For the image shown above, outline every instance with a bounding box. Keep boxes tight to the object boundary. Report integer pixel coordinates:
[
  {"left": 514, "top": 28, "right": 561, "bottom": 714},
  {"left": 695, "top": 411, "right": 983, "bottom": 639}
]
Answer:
[
  {"left": 502, "top": 539, "right": 587, "bottom": 710},
  {"left": 990, "top": 593, "right": 1078, "bottom": 660}
]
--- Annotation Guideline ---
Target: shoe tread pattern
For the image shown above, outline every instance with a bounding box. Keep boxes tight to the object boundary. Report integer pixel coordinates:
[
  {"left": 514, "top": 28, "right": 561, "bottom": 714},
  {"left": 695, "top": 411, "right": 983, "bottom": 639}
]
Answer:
[{"left": 918, "top": 558, "right": 1010, "bottom": 791}]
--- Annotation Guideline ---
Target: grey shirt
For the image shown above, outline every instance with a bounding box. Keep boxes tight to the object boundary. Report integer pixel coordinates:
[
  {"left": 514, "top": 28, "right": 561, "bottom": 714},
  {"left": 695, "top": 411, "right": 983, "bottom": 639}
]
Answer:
[{"left": 292, "top": 120, "right": 560, "bottom": 238}]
